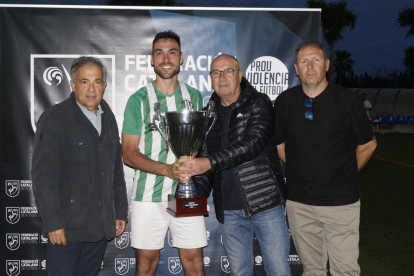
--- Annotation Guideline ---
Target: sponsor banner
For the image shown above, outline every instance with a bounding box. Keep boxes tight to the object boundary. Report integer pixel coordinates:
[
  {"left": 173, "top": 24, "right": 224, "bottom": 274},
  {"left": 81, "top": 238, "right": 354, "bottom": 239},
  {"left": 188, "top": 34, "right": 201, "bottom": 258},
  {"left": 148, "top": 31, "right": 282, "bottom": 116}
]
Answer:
[
  {"left": 4, "top": 180, "right": 33, "bottom": 202},
  {"left": 6, "top": 234, "right": 20, "bottom": 251},
  {"left": 255, "top": 255, "right": 263, "bottom": 266},
  {"left": 115, "top": 258, "right": 130, "bottom": 275},
  {"left": 221, "top": 256, "right": 231, "bottom": 274},
  {"left": 289, "top": 254, "right": 302, "bottom": 266},
  {"left": 246, "top": 56, "right": 290, "bottom": 102},
  {"left": 6, "top": 208, "right": 20, "bottom": 225},
  {"left": 203, "top": 256, "right": 211, "bottom": 267},
  {"left": 6, "top": 233, "right": 40, "bottom": 251},
  {"left": 20, "top": 260, "right": 40, "bottom": 271},
  {"left": 6, "top": 260, "right": 20, "bottom": 276},
  {"left": 1, "top": 4, "right": 318, "bottom": 275},
  {"left": 115, "top": 232, "right": 130, "bottom": 250},
  {"left": 168, "top": 257, "right": 182, "bottom": 274},
  {"left": 40, "top": 260, "right": 46, "bottom": 271},
  {"left": 5, "top": 181, "right": 20, "bottom": 198}
]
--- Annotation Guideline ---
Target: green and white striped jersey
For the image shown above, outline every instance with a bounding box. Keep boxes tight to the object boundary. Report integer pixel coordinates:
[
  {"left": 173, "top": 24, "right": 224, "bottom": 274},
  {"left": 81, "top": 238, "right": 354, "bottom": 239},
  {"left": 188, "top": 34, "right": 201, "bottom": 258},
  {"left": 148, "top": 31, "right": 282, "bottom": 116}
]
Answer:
[{"left": 122, "top": 82, "right": 203, "bottom": 202}]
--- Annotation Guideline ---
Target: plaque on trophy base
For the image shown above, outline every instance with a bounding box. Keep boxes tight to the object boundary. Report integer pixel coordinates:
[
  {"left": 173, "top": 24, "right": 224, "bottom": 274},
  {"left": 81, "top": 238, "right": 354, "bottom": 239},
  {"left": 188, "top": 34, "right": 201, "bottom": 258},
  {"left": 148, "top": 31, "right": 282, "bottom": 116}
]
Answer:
[
  {"left": 153, "top": 100, "right": 217, "bottom": 217},
  {"left": 166, "top": 195, "right": 208, "bottom": 217}
]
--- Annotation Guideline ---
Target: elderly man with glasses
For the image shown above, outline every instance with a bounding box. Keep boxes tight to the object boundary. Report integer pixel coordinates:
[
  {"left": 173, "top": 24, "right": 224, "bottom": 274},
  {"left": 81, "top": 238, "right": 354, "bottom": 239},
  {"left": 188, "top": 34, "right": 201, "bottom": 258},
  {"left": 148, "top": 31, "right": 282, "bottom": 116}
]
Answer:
[
  {"left": 274, "top": 41, "right": 377, "bottom": 276},
  {"left": 183, "top": 54, "right": 291, "bottom": 276}
]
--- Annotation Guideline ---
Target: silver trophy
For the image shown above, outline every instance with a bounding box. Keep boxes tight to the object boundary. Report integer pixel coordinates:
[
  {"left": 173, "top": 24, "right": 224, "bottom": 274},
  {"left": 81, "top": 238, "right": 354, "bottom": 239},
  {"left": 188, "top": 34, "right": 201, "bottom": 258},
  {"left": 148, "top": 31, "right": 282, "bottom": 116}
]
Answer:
[{"left": 152, "top": 100, "right": 217, "bottom": 217}]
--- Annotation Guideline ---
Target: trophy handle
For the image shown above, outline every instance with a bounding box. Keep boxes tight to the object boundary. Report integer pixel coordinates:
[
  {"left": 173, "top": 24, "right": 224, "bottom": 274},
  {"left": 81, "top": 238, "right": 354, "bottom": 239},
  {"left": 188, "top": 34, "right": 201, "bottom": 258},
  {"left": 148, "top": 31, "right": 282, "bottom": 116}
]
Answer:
[
  {"left": 152, "top": 102, "right": 170, "bottom": 153},
  {"left": 205, "top": 101, "right": 217, "bottom": 137}
]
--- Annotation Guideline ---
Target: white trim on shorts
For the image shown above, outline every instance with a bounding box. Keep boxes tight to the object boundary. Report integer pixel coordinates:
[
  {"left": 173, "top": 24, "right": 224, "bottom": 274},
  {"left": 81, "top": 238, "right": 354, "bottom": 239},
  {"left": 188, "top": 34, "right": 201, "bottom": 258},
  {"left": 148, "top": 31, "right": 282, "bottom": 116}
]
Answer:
[{"left": 130, "top": 201, "right": 207, "bottom": 250}]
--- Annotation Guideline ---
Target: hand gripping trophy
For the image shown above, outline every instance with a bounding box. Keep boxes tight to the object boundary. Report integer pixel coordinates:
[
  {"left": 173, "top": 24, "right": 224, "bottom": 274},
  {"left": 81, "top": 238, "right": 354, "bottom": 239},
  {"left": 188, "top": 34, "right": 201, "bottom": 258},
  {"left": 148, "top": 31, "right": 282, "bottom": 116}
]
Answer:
[{"left": 153, "top": 100, "right": 216, "bottom": 217}]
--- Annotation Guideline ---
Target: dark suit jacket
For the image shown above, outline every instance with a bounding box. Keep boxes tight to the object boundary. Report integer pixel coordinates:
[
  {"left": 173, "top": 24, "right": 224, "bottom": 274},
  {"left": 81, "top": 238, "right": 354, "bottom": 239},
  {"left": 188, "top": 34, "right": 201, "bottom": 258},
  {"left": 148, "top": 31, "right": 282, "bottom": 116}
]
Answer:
[{"left": 32, "top": 92, "right": 128, "bottom": 242}]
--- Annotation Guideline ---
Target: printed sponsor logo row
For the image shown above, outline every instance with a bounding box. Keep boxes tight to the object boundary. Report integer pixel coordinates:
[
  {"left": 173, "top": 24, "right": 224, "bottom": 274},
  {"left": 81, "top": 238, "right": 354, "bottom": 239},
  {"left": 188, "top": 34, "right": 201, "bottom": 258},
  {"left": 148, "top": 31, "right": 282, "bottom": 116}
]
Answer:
[
  {"left": 5, "top": 231, "right": 299, "bottom": 275},
  {"left": 5, "top": 180, "right": 32, "bottom": 198},
  {"left": 6, "top": 260, "right": 46, "bottom": 276},
  {"left": 5, "top": 256, "right": 235, "bottom": 275},
  {"left": 5, "top": 231, "right": 216, "bottom": 250},
  {"left": 5, "top": 207, "right": 38, "bottom": 224}
]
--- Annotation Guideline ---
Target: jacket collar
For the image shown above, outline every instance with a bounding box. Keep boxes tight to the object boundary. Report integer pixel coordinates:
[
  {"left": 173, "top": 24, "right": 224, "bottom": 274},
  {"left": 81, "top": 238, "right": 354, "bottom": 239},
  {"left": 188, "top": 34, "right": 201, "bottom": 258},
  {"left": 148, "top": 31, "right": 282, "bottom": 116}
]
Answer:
[{"left": 68, "top": 92, "right": 115, "bottom": 134}]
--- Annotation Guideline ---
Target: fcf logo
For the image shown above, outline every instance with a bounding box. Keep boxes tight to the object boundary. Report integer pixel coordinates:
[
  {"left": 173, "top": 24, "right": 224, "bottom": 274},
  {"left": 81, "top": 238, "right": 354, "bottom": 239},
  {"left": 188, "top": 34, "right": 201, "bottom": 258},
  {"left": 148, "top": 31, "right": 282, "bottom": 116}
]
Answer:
[
  {"left": 221, "top": 256, "right": 231, "bottom": 273},
  {"left": 6, "top": 207, "right": 20, "bottom": 224},
  {"left": 168, "top": 257, "right": 182, "bottom": 274},
  {"left": 6, "top": 234, "right": 20, "bottom": 250},
  {"left": 115, "top": 232, "right": 129, "bottom": 249},
  {"left": 6, "top": 260, "right": 20, "bottom": 276},
  {"left": 115, "top": 258, "right": 129, "bottom": 275},
  {"left": 5, "top": 180, "right": 20, "bottom": 197}
]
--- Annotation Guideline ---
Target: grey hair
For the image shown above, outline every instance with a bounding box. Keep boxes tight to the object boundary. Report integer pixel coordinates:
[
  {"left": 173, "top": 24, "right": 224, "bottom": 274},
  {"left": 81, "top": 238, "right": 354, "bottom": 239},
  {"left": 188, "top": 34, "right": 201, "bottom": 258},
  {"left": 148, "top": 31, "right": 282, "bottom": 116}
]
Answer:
[{"left": 70, "top": 56, "right": 107, "bottom": 82}]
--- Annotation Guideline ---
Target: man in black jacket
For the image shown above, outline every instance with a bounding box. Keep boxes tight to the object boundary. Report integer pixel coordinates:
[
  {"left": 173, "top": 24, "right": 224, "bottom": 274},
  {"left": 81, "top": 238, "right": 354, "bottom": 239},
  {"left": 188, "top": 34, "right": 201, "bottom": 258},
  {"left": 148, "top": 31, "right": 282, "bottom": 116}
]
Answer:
[
  {"left": 183, "top": 54, "right": 291, "bottom": 276},
  {"left": 32, "top": 56, "right": 128, "bottom": 276}
]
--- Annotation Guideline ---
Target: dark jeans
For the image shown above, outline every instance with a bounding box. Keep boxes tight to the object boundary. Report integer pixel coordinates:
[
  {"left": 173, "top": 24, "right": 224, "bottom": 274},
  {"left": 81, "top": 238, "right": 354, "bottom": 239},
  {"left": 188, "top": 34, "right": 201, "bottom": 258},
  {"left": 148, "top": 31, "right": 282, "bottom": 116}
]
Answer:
[{"left": 46, "top": 237, "right": 107, "bottom": 276}]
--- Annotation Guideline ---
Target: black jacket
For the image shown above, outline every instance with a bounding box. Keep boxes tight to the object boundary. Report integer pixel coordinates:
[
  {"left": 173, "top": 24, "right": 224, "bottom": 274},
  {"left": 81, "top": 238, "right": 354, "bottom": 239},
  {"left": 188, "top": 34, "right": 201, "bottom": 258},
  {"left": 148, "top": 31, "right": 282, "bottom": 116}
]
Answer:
[
  {"left": 195, "top": 78, "right": 286, "bottom": 223},
  {"left": 32, "top": 92, "right": 128, "bottom": 242}
]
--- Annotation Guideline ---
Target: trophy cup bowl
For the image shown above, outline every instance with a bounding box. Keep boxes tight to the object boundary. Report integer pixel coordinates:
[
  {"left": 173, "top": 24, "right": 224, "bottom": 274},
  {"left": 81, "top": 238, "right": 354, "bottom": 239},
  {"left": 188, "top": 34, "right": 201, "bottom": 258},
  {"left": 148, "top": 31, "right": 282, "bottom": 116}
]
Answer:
[{"left": 153, "top": 102, "right": 216, "bottom": 217}]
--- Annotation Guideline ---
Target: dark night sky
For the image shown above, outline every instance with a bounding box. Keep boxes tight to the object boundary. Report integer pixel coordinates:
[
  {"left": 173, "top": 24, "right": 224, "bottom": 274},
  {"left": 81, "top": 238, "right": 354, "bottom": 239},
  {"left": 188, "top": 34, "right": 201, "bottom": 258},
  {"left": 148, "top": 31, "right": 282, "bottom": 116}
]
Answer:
[{"left": 1, "top": 0, "right": 413, "bottom": 76}]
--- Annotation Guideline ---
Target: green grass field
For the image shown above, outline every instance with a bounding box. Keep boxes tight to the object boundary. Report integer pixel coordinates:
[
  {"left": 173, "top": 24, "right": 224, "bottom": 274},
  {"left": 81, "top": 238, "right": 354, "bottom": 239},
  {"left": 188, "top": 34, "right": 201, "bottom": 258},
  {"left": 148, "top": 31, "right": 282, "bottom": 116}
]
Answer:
[{"left": 358, "top": 134, "right": 414, "bottom": 275}]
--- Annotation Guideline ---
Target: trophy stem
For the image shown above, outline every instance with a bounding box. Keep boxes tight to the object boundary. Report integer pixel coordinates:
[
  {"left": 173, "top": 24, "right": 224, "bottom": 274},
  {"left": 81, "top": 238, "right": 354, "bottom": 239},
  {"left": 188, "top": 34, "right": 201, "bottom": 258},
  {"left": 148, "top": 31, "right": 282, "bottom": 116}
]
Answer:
[{"left": 174, "top": 177, "right": 200, "bottom": 198}]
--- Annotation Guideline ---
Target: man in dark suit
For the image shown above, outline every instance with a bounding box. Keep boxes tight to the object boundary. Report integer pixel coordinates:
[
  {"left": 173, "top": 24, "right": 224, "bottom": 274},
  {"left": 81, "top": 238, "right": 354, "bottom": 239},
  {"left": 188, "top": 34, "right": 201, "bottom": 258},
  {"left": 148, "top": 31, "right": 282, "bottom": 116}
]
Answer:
[{"left": 32, "top": 56, "right": 128, "bottom": 276}]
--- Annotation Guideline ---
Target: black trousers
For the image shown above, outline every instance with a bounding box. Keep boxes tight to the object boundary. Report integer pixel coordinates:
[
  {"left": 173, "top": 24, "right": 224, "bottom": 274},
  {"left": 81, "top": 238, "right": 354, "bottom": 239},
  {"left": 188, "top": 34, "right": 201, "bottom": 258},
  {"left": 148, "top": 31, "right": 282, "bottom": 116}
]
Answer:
[{"left": 46, "top": 237, "right": 107, "bottom": 276}]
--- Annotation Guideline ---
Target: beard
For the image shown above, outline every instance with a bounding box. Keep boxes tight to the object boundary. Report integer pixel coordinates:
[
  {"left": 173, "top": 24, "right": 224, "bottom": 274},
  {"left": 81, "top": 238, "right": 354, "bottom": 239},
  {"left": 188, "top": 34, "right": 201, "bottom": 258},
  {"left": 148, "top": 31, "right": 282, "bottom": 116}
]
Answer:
[{"left": 154, "top": 63, "right": 181, "bottom": 80}]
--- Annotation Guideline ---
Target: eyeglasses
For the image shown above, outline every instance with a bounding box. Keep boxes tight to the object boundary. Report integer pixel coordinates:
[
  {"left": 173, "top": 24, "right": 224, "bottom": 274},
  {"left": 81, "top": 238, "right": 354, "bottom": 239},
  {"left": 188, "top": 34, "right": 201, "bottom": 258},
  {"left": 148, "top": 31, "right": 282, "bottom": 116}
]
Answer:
[
  {"left": 209, "top": 69, "right": 239, "bottom": 78},
  {"left": 305, "top": 98, "right": 313, "bottom": 121}
]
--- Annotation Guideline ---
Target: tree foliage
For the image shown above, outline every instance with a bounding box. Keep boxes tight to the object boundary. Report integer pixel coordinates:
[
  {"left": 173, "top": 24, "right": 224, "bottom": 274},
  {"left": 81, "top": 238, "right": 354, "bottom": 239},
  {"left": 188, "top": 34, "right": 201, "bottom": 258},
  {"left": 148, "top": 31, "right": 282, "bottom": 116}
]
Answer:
[
  {"left": 104, "top": 0, "right": 186, "bottom": 6},
  {"left": 340, "top": 67, "right": 413, "bottom": 88},
  {"left": 305, "top": 0, "right": 357, "bottom": 83},
  {"left": 396, "top": 7, "right": 414, "bottom": 72},
  {"left": 334, "top": 49, "right": 355, "bottom": 85},
  {"left": 403, "top": 46, "right": 414, "bottom": 72},
  {"left": 396, "top": 7, "right": 414, "bottom": 39}
]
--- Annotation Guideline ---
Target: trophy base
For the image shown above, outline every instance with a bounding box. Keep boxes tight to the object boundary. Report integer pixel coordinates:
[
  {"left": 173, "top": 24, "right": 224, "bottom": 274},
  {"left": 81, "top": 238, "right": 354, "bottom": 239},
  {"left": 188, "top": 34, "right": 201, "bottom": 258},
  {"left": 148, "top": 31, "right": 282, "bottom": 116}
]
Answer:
[{"left": 166, "top": 194, "right": 208, "bottom": 217}]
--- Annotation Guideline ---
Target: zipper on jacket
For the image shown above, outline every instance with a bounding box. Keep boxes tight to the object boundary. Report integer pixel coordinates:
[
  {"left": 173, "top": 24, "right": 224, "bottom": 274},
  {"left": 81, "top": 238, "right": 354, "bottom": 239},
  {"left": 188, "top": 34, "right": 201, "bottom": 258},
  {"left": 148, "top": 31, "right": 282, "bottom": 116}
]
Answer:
[{"left": 220, "top": 101, "right": 252, "bottom": 218}]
